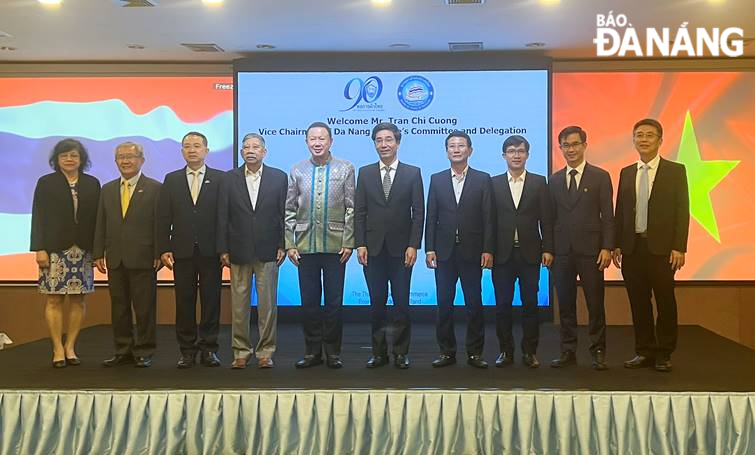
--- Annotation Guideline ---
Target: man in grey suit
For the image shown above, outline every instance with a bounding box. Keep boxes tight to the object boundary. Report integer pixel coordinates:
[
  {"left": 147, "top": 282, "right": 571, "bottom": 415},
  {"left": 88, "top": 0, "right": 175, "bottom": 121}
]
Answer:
[
  {"left": 217, "top": 133, "right": 287, "bottom": 369},
  {"left": 94, "top": 141, "right": 162, "bottom": 368}
]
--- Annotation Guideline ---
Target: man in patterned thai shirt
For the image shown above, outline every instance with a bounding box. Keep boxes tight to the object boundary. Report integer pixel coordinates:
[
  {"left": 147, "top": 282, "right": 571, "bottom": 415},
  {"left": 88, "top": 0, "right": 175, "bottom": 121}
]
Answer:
[{"left": 286, "top": 121, "right": 355, "bottom": 369}]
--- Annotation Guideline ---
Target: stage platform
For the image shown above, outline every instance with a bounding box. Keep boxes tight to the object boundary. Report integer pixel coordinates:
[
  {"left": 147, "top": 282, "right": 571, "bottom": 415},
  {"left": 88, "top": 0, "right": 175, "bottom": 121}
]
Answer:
[{"left": 1, "top": 323, "right": 754, "bottom": 454}]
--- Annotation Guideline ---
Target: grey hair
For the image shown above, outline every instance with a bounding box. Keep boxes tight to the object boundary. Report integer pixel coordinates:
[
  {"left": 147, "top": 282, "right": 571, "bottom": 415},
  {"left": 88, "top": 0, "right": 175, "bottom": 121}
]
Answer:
[
  {"left": 115, "top": 141, "right": 144, "bottom": 157},
  {"left": 241, "top": 133, "right": 266, "bottom": 148}
]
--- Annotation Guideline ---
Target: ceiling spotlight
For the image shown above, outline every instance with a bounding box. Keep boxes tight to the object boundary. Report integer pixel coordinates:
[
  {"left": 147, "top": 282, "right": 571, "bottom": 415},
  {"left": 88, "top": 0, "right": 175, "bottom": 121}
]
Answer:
[
  {"left": 38, "top": 0, "right": 63, "bottom": 4},
  {"left": 389, "top": 43, "right": 411, "bottom": 49},
  {"left": 256, "top": 44, "right": 276, "bottom": 49},
  {"left": 525, "top": 42, "right": 546, "bottom": 48},
  {"left": 202, "top": 0, "right": 224, "bottom": 5},
  {"left": 0, "top": 46, "right": 17, "bottom": 51},
  {"left": 539, "top": 0, "right": 560, "bottom": 4},
  {"left": 127, "top": 44, "right": 146, "bottom": 49},
  {"left": 371, "top": 0, "right": 392, "bottom": 5}
]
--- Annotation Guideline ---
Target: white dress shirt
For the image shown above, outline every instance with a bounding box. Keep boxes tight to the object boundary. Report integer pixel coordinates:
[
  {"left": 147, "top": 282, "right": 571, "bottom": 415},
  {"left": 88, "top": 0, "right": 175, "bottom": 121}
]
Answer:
[
  {"left": 119, "top": 171, "right": 142, "bottom": 203},
  {"left": 566, "top": 160, "right": 586, "bottom": 189},
  {"left": 508, "top": 170, "right": 526, "bottom": 242},
  {"left": 451, "top": 166, "right": 468, "bottom": 204},
  {"left": 380, "top": 158, "right": 398, "bottom": 181},
  {"left": 245, "top": 163, "right": 263, "bottom": 210},
  {"left": 635, "top": 153, "right": 660, "bottom": 201}
]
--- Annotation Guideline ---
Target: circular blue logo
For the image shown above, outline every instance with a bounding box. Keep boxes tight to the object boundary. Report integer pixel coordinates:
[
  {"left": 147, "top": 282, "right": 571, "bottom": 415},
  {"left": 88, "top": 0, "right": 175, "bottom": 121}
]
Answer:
[{"left": 397, "top": 75, "right": 434, "bottom": 111}]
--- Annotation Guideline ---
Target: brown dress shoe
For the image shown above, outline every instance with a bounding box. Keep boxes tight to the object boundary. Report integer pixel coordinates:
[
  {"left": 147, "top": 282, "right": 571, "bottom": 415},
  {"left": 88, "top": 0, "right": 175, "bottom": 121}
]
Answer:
[
  {"left": 231, "top": 356, "right": 250, "bottom": 369},
  {"left": 258, "top": 357, "right": 274, "bottom": 369}
]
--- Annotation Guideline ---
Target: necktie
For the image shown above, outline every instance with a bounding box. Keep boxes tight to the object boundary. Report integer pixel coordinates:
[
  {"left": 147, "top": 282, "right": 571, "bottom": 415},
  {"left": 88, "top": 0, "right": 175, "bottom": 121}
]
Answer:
[
  {"left": 636, "top": 164, "right": 649, "bottom": 233},
  {"left": 568, "top": 169, "right": 578, "bottom": 203},
  {"left": 121, "top": 181, "right": 130, "bottom": 218},
  {"left": 190, "top": 170, "right": 200, "bottom": 204},
  {"left": 382, "top": 166, "right": 392, "bottom": 199}
]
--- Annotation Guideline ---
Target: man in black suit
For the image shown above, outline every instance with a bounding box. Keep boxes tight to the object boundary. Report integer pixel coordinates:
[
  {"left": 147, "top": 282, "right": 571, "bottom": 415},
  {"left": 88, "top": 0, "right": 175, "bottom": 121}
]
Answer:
[
  {"left": 613, "top": 119, "right": 689, "bottom": 372},
  {"left": 549, "top": 126, "right": 614, "bottom": 371},
  {"left": 217, "top": 133, "right": 287, "bottom": 370},
  {"left": 355, "top": 122, "right": 425, "bottom": 369},
  {"left": 425, "top": 131, "right": 495, "bottom": 369},
  {"left": 157, "top": 132, "right": 224, "bottom": 369},
  {"left": 491, "top": 135, "right": 554, "bottom": 369},
  {"left": 94, "top": 142, "right": 162, "bottom": 368}
]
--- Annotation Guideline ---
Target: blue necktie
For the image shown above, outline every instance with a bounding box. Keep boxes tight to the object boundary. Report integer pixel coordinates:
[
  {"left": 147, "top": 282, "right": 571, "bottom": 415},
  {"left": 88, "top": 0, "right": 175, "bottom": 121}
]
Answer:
[{"left": 636, "top": 164, "right": 649, "bottom": 233}]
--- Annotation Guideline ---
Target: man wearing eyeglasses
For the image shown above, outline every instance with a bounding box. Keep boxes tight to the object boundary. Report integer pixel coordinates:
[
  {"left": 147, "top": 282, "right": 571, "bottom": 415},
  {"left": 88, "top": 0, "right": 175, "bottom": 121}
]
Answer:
[
  {"left": 490, "top": 135, "right": 554, "bottom": 369},
  {"left": 548, "top": 126, "right": 614, "bottom": 371},
  {"left": 613, "top": 119, "right": 689, "bottom": 373}
]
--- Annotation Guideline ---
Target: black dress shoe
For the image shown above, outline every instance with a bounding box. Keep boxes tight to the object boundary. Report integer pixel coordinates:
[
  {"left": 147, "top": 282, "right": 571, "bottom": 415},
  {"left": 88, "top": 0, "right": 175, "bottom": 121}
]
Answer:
[
  {"left": 550, "top": 351, "right": 576, "bottom": 368},
  {"left": 295, "top": 355, "right": 323, "bottom": 369},
  {"left": 366, "top": 355, "right": 389, "bottom": 368},
  {"left": 134, "top": 356, "right": 152, "bottom": 368},
  {"left": 654, "top": 358, "right": 673, "bottom": 372},
  {"left": 467, "top": 355, "right": 488, "bottom": 369},
  {"left": 624, "top": 355, "right": 655, "bottom": 369},
  {"left": 52, "top": 359, "right": 67, "bottom": 368},
  {"left": 394, "top": 354, "right": 410, "bottom": 369},
  {"left": 495, "top": 352, "right": 514, "bottom": 368},
  {"left": 65, "top": 357, "right": 81, "bottom": 366},
  {"left": 201, "top": 352, "right": 221, "bottom": 367},
  {"left": 431, "top": 354, "right": 456, "bottom": 368},
  {"left": 592, "top": 349, "right": 608, "bottom": 371},
  {"left": 102, "top": 354, "right": 134, "bottom": 367},
  {"left": 326, "top": 355, "right": 343, "bottom": 369},
  {"left": 177, "top": 353, "right": 196, "bottom": 369},
  {"left": 522, "top": 353, "right": 540, "bottom": 369}
]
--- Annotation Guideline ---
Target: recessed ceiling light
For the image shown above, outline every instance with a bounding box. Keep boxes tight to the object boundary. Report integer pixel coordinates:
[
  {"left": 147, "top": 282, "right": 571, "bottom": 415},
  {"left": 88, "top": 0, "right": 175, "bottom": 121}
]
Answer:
[
  {"left": 389, "top": 43, "right": 411, "bottom": 49},
  {"left": 202, "top": 0, "right": 224, "bottom": 5},
  {"left": 127, "top": 44, "right": 146, "bottom": 49},
  {"left": 0, "top": 46, "right": 17, "bottom": 51},
  {"left": 539, "top": 0, "right": 560, "bottom": 5},
  {"left": 525, "top": 42, "right": 546, "bottom": 48},
  {"left": 38, "top": 0, "right": 62, "bottom": 5},
  {"left": 256, "top": 44, "right": 276, "bottom": 49},
  {"left": 371, "top": 0, "right": 392, "bottom": 5}
]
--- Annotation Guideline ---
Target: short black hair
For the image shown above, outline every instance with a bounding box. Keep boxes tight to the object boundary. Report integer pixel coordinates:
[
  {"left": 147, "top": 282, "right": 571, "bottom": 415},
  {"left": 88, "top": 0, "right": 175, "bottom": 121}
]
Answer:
[
  {"left": 445, "top": 130, "right": 472, "bottom": 148},
  {"left": 49, "top": 138, "right": 91, "bottom": 172},
  {"left": 182, "top": 131, "right": 208, "bottom": 146},
  {"left": 306, "top": 121, "right": 332, "bottom": 139},
  {"left": 633, "top": 118, "right": 663, "bottom": 138},
  {"left": 371, "top": 122, "right": 402, "bottom": 143},
  {"left": 502, "top": 135, "right": 530, "bottom": 153},
  {"left": 557, "top": 126, "right": 587, "bottom": 145}
]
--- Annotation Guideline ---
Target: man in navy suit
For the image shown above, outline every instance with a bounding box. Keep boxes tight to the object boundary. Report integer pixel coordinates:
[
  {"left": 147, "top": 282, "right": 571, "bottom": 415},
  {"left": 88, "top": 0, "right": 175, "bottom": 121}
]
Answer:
[
  {"left": 157, "top": 132, "right": 224, "bottom": 369},
  {"left": 613, "top": 119, "right": 689, "bottom": 372},
  {"left": 491, "top": 135, "right": 554, "bottom": 369},
  {"left": 217, "top": 133, "right": 287, "bottom": 369},
  {"left": 549, "top": 126, "right": 614, "bottom": 371},
  {"left": 425, "top": 131, "right": 495, "bottom": 369},
  {"left": 355, "top": 122, "right": 424, "bottom": 369}
]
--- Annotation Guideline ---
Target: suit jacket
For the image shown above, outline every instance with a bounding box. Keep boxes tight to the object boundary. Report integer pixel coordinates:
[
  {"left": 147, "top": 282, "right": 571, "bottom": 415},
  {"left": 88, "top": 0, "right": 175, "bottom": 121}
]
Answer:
[
  {"left": 157, "top": 166, "right": 224, "bottom": 259},
  {"left": 549, "top": 163, "right": 615, "bottom": 256},
  {"left": 355, "top": 161, "right": 425, "bottom": 257},
  {"left": 93, "top": 174, "right": 162, "bottom": 269},
  {"left": 491, "top": 171, "right": 554, "bottom": 265},
  {"left": 425, "top": 167, "right": 495, "bottom": 263},
  {"left": 30, "top": 172, "right": 101, "bottom": 252},
  {"left": 615, "top": 157, "right": 689, "bottom": 255},
  {"left": 217, "top": 165, "right": 287, "bottom": 264}
]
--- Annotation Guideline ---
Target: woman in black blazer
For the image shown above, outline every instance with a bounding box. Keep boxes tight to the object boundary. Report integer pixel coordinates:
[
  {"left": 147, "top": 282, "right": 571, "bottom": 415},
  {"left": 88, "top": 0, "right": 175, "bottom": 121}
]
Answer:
[{"left": 30, "top": 139, "right": 101, "bottom": 368}]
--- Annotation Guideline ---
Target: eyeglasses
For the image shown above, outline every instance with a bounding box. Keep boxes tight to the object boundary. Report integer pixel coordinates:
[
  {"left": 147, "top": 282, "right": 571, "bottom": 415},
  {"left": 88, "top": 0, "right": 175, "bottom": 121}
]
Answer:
[
  {"left": 633, "top": 133, "right": 659, "bottom": 140},
  {"left": 241, "top": 145, "right": 264, "bottom": 151},
  {"left": 559, "top": 141, "right": 584, "bottom": 150},
  {"left": 115, "top": 154, "right": 142, "bottom": 161},
  {"left": 375, "top": 137, "right": 396, "bottom": 145},
  {"left": 504, "top": 149, "right": 527, "bottom": 156}
]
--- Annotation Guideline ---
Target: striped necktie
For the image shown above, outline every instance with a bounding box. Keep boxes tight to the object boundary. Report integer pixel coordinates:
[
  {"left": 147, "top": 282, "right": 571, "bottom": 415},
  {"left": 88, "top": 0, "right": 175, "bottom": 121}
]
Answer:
[{"left": 382, "top": 166, "right": 392, "bottom": 199}]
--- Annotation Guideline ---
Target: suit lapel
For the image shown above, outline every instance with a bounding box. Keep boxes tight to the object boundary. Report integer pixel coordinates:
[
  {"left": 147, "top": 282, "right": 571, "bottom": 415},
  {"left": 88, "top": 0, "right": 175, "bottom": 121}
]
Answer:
[
  {"left": 372, "top": 163, "right": 387, "bottom": 206},
  {"left": 445, "top": 169, "right": 458, "bottom": 208},
  {"left": 516, "top": 173, "right": 533, "bottom": 211},
  {"left": 234, "top": 167, "right": 254, "bottom": 212},
  {"left": 124, "top": 176, "right": 146, "bottom": 220},
  {"left": 255, "top": 166, "right": 269, "bottom": 212},
  {"left": 181, "top": 167, "right": 194, "bottom": 206},
  {"left": 571, "top": 165, "right": 589, "bottom": 207},
  {"left": 626, "top": 164, "right": 638, "bottom": 209},
  {"left": 385, "top": 162, "right": 402, "bottom": 204},
  {"left": 649, "top": 158, "right": 667, "bottom": 203},
  {"left": 500, "top": 173, "right": 516, "bottom": 210}
]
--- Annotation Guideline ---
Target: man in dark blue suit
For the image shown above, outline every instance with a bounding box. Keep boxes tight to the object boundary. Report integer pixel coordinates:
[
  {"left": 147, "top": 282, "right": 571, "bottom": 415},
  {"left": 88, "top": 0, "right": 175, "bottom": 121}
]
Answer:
[
  {"left": 355, "top": 122, "right": 424, "bottom": 369},
  {"left": 425, "top": 131, "right": 495, "bottom": 369},
  {"left": 613, "top": 119, "right": 689, "bottom": 372},
  {"left": 549, "top": 126, "right": 614, "bottom": 371},
  {"left": 157, "top": 132, "right": 224, "bottom": 369},
  {"left": 491, "top": 135, "right": 554, "bottom": 369}
]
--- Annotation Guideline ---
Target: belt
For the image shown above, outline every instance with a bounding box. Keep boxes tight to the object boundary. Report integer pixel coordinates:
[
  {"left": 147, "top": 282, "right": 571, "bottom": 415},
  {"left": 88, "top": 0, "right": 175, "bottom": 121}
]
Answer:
[
  {"left": 513, "top": 240, "right": 520, "bottom": 248},
  {"left": 635, "top": 232, "right": 648, "bottom": 238}
]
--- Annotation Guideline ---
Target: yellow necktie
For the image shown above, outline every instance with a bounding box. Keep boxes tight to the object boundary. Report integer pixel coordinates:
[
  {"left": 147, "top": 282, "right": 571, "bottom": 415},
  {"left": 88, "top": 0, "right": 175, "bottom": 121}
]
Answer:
[
  {"left": 121, "top": 181, "right": 130, "bottom": 218},
  {"left": 190, "top": 170, "right": 200, "bottom": 204}
]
